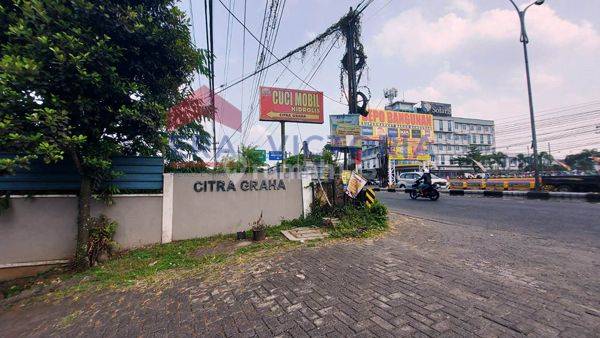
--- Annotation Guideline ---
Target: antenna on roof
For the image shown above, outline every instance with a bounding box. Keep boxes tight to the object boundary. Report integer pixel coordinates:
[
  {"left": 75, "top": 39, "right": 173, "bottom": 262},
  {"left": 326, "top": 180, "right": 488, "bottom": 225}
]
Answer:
[{"left": 383, "top": 88, "right": 397, "bottom": 105}]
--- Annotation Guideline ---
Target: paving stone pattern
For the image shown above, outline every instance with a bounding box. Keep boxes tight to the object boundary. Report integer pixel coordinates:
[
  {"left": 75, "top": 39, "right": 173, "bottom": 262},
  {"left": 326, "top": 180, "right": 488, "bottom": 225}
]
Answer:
[{"left": 1, "top": 215, "right": 599, "bottom": 337}]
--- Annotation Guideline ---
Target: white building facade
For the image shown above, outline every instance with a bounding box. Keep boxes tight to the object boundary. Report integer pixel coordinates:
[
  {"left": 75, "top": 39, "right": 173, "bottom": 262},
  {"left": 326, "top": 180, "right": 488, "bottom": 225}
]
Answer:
[{"left": 432, "top": 116, "right": 496, "bottom": 177}]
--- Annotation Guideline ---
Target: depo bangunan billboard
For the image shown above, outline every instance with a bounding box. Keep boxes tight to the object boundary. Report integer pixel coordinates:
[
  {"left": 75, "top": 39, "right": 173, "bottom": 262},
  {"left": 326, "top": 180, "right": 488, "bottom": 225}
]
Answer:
[{"left": 360, "top": 109, "right": 433, "bottom": 166}]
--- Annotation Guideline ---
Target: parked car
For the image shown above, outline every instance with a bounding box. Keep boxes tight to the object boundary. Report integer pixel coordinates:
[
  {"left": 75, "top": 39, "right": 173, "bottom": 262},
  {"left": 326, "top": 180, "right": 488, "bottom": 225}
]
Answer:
[
  {"left": 396, "top": 172, "right": 448, "bottom": 189},
  {"left": 475, "top": 172, "right": 490, "bottom": 179},
  {"left": 542, "top": 175, "right": 600, "bottom": 192},
  {"left": 367, "top": 178, "right": 381, "bottom": 186}
]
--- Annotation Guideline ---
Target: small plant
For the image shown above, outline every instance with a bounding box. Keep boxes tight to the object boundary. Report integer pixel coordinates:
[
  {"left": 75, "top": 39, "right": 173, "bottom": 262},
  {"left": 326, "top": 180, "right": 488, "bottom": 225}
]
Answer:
[
  {"left": 87, "top": 215, "right": 118, "bottom": 266},
  {"left": 251, "top": 212, "right": 267, "bottom": 231},
  {"left": 251, "top": 212, "right": 268, "bottom": 241}
]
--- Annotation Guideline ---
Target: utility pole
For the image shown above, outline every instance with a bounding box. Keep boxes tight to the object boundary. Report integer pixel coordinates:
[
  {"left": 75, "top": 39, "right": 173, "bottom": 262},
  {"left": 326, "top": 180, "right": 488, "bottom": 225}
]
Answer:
[
  {"left": 205, "top": 0, "right": 217, "bottom": 168},
  {"left": 508, "top": 0, "right": 545, "bottom": 190},
  {"left": 345, "top": 7, "right": 357, "bottom": 116}
]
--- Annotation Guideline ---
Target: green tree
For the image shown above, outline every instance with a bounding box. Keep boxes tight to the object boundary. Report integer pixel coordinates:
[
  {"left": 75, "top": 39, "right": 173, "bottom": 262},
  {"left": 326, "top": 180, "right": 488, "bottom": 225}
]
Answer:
[
  {"left": 451, "top": 145, "right": 483, "bottom": 172},
  {"left": 284, "top": 154, "right": 304, "bottom": 167},
  {"left": 0, "top": 0, "right": 203, "bottom": 269},
  {"left": 564, "top": 149, "right": 600, "bottom": 172},
  {"left": 238, "top": 146, "right": 266, "bottom": 172},
  {"left": 480, "top": 151, "right": 508, "bottom": 169},
  {"left": 313, "top": 146, "right": 334, "bottom": 165},
  {"left": 516, "top": 153, "right": 531, "bottom": 171}
]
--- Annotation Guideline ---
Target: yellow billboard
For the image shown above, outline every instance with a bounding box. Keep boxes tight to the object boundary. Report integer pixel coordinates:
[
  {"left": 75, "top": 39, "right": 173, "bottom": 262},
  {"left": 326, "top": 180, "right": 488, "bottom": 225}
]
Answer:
[{"left": 360, "top": 109, "right": 433, "bottom": 165}]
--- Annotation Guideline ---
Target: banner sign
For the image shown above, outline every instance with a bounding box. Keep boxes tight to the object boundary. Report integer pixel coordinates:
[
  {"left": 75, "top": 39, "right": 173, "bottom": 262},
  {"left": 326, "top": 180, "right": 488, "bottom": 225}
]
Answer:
[
  {"left": 268, "top": 151, "right": 283, "bottom": 161},
  {"left": 330, "top": 114, "right": 361, "bottom": 148},
  {"left": 341, "top": 170, "right": 352, "bottom": 185},
  {"left": 346, "top": 171, "right": 367, "bottom": 199},
  {"left": 421, "top": 101, "right": 452, "bottom": 117},
  {"left": 360, "top": 109, "right": 433, "bottom": 165},
  {"left": 259, "top": 86, "right": 324, "bottom": 124}
]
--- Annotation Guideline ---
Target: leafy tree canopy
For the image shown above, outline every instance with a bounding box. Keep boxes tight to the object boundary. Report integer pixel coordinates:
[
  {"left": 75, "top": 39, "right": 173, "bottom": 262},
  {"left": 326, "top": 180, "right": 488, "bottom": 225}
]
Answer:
[
  {"left": 0, "top": 0, "right": 204, "bottom": 177},
  {"left": 0, "top": 0, "right": 204, "bottom": 269},
  {"left": 564, "top": 149, "right": 599, "bottom": 172}
]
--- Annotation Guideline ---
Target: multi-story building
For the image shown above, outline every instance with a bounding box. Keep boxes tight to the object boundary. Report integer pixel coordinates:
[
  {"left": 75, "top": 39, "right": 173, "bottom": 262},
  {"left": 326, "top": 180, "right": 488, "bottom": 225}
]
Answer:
[
  {"left": 386, "top": 100, "right": 496, "bottom": 178},
  {"left": 431, "top": 116, "right": 495, "bottom": 176}
]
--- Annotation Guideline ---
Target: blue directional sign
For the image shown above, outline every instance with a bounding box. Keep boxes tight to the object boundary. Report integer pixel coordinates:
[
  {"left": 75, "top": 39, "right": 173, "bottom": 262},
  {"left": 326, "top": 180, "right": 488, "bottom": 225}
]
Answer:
[{"left": 269, "top": 151, "right": 283, "bottom": 161}]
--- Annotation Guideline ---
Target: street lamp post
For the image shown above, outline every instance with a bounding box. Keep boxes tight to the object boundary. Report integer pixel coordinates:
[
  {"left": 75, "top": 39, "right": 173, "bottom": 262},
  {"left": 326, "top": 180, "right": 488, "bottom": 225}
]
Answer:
[{"left": 509, "top": 0, "right": 544, "bottom": 191}]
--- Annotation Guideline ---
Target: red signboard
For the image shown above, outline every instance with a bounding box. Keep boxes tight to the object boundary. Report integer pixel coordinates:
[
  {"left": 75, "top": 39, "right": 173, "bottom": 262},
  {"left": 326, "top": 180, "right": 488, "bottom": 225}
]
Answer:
[{"left": 259, "top": 86, "right": 324, "bottom": 124}]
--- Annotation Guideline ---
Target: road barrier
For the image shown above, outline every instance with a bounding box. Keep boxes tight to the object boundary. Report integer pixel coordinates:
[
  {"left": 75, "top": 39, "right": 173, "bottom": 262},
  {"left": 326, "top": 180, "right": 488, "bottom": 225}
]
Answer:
[
  {"left": 377, "top": 187, "right": 599, "bottom": 202},
  {"left": 365, "top": 188, "right": 376, "bottom": 207},
  {"left": 442, "top": 189, "right": 599, "bottom": 201},
  {"left": 450, "top": 178, "right": 535, "bottom": 191}
]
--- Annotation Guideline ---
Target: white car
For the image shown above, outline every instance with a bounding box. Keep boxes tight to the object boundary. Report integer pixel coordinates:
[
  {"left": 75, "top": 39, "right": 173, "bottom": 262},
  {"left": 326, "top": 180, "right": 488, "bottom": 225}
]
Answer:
[{"left": 396, "top": 172, "right": 448, "bottom": 189}]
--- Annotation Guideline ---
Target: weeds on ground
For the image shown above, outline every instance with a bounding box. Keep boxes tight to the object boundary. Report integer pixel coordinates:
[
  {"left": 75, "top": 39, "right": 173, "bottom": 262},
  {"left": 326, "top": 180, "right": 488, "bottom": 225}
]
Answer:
[{"left": 328, "top": 200, "right": 388, "bottom": 238}]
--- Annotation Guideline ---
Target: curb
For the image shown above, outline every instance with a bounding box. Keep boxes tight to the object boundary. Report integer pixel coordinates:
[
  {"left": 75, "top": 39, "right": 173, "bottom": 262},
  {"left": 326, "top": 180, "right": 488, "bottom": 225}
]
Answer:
[
  {"left": 442, "top": 189, "right": 600, "bottom": 201},
  {"left": 586, "top": 193, "right": 600, "bottom": 202}
]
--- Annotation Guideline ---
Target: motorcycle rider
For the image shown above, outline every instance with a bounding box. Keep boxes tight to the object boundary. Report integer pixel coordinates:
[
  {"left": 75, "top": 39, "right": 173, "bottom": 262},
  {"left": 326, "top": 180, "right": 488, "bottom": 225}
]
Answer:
[{"left": 416, "top": 168, "right": 433, "bottom": 194}]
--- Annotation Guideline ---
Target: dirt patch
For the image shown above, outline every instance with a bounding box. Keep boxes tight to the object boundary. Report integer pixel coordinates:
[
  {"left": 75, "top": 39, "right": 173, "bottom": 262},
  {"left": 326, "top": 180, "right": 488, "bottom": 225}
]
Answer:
[{"left": 193, "top": 239, "right": 253, "bottom": 258}]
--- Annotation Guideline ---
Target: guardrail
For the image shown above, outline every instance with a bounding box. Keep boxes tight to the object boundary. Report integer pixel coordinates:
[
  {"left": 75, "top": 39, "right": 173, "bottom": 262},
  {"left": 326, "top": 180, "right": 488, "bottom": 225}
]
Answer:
[
  {"left": 373, "top": 186, "right": 600, "bottom": 202},
  {"left": 449, "top": 178, "right": 535, "bottom": 191}
]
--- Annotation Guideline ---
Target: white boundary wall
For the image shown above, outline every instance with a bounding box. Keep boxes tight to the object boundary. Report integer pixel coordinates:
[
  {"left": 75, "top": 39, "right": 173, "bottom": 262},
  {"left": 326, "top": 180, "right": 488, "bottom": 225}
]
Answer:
[{"left": 0, "top": 173, "right": 305, "bottom": 280}]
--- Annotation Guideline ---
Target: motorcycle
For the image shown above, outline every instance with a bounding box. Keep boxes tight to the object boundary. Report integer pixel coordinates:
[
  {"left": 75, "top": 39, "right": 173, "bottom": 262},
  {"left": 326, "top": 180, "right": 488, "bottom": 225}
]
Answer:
[{"left": 407, "top": 183, "right": 440, "bottom": 201}]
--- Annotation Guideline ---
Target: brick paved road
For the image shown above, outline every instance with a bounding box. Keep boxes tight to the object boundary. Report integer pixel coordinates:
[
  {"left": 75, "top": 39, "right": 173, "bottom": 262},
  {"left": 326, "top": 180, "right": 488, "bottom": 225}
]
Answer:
[{"left": 1, "top": 213, "right": 599, "bottom": 337}]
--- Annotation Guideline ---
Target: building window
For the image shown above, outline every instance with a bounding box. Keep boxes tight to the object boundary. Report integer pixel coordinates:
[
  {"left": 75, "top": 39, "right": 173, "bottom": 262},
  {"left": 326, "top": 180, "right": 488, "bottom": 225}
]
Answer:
[
  {"left": 480, "top": 134, "right": 484, "bottom": 143},
  {"left": 470, "top": 125, "right": 474, "bottom": 131},
  {"left": 455, "top": 145, "right": 459, "bottom": 151},
  {"left": 487, "top": 135, "right": 491, "bottom": 144},
  {"left": 438, "top": 120, "right": 444, "bottom": 131},
  {"left": 484, "top": 126, "right": 489, "bottom": 133},
  {"left": 462, "top": 124, "right": 466, "bottom": 130},
  {"left": 437, "top": 133, "right": 442, "bottom": 141},
  {"left": 477, "top": 125, "right": 482, "bottom": 131},
  {"left": 448, "top": 121, "right": 453, "bottom": 131},
  {"left": 441, "top": 155, "right": 446, "bottom": 165}
]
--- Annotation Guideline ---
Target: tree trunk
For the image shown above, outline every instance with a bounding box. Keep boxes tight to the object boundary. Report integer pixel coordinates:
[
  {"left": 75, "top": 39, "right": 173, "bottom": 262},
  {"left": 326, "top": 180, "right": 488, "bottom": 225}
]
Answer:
[{"left": 74, "top": 174, "right": 92, "bottom": 270}]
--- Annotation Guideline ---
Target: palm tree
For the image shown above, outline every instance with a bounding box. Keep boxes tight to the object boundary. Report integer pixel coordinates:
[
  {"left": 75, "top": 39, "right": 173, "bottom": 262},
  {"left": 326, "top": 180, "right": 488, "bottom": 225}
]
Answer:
[{"left": 516, "top": 153, "right": 529, "bottom": 171}]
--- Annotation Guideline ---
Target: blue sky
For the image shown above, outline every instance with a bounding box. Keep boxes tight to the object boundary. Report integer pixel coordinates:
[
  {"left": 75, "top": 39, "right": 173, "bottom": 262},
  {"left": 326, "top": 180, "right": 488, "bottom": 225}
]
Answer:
[{"left": 179, "top": 0, "right": 600, "bottom": 159}]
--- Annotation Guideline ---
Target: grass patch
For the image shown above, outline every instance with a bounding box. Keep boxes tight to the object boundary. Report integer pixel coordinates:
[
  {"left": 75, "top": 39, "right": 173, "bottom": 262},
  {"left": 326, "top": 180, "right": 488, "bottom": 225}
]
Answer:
[
  {"left": 56, "top": 310, "right": 83, "bottom": 329},
  {"left": 328, "top": 200, "right": 389, "bottom": 238}
]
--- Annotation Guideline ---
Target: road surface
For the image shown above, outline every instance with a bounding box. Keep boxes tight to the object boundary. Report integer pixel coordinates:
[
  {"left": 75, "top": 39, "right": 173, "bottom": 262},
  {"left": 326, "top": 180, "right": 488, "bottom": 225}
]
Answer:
[{"left": 377, "top": 191, "right": 600, "bottom": 247}]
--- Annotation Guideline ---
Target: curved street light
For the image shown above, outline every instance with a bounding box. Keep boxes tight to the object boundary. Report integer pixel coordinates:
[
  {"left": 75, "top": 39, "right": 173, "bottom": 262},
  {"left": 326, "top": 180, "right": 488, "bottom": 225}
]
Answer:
[{"left": 508, "top": 0, "right": 544, "bottom": 190}]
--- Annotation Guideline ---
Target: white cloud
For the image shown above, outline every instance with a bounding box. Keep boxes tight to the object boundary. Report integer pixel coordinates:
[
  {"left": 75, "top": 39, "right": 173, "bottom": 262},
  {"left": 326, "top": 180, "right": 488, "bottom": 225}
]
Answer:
[
  {"left": 404, "top": 71, "right": 480, "bottom": 103},
  {"left": 447, "top": 0, "right": 476, "bottom": 16},
  {"left": 373, "top": 5, "right": 600, "bottom": 61}
]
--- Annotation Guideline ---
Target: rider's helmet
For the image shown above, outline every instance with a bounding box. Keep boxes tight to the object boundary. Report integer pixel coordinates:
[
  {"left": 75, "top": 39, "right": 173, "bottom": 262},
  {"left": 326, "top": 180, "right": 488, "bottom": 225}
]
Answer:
[{"left": 423, "top": 167, "right": 430, "bottom": 174}]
